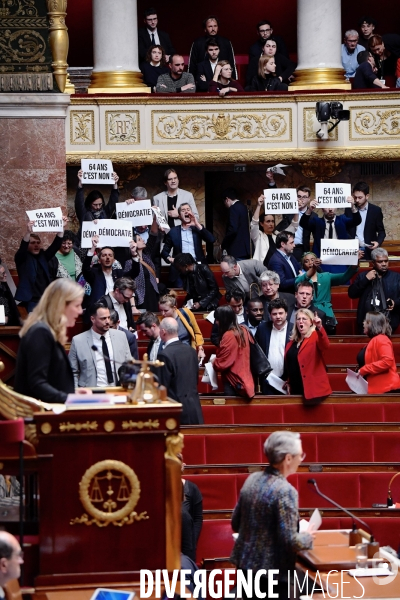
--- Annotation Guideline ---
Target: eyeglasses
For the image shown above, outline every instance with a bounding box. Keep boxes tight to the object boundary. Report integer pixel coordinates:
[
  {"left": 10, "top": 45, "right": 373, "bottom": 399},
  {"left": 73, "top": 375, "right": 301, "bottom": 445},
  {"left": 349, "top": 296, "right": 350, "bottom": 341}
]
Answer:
[
  {"left": 299, "top": 452, "right": 306, "bottom": 461},
  {"left": 259, "top": 28, "right": 272, "bottom": 33},
  {"left": 120, "top": 291, "right": 134, "bottom": 301},
  {"left": 297, "top": 194, "right": 309, "bottom": 199}
]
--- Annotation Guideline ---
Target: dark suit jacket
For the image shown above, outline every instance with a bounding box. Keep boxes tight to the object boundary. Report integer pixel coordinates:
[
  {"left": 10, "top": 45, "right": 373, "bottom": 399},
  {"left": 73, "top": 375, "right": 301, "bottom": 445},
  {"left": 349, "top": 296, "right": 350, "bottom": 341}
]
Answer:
[
  {"left": 221, "top": 202, "right": 251, "bottom": 260},
  {"left": 138, "top": 28, "right": 176, "bottom": 64},
  {"left": 248, "top": 35, "right": 289, "bottom": 63},
  {"left": 246, "top": 51, "right": 296, "bottom": 87},
  {"left": 300, "top": 211, "right": 362, "bottom": 257},
  {"left": 344, "top": 203, "right": 386, "bottom": 258},
  {"left": 189, "top": 35, "right": 236, "bottom": 79},
  {"left": 161, "top": 225, "right": 215, "bottom": 262},
  {"left": 14, "top": 322, "right": 74, "bottom": 404},
  {"left": 147, "top": 338, "right": 164, "bottom": 358},
  {"left": 267, "top": 251, "right": 302, "bottom": 293},
  {"left": 256, "top": 320, "right": 293, "bottom": 357},
  {"left": 158, "top": 341, "right": 203, "bottom": 425},
  {"left": 82, "top": 255, "right": 124, "bottom": 306},
  {"left": 259, "top": 292, "right": 296, "bottom": 322},
  {"left": 97, "top": 292, "right": 136, "bottom": 331},
  {"left": 119, "top": 326, "right": 138, "bottom": 359},
  {"left": 15, "top": 236, "right": 62, "bottom": 303},
  {"left": 195, "top": 59, "right": 215, "bottom": 92}
]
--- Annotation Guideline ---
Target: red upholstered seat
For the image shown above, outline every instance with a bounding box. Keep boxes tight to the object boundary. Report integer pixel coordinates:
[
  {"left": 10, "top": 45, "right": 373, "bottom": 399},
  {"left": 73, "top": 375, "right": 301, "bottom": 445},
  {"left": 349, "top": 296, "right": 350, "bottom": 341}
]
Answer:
[
  {"left": 358, "top": 472, "right": 400, "bottom": 507},
  {"left": 383, "top": 403, "right": 400, "bottom": 421},
  {"left": 183, "top": 435, "right": 206, "bottom": 465},
  {"left": 196, "top": 519, "right": 235, "bottom": 562},
  {"left": 373, "top": 433, "right": 400, "bottom": 462},
  {"left": 295, "top": 472, "right": 360, "bottom": 508},
  {"left": 232, "top": 404, "right": 284, "bottom": 424},
  {"left": 324, "top": 343, "right": 364, "bottom": 365},
  {"left": 202, "top": 406, "right": 235, "bottom": 425},
  {"left": 197, "top": 320, "right": 213, "bottom": 338},
  {"left": 328, "top": 373, "right": 350, "bottom": 392},
  {"left": 0, "top": 418, "right": 24, "bottom": 444},
  {"left": 317, "top": 433, "right": 374, "bottom": 462},
  {"left": 336, "top": 320, "right": 357, "bottom": 335},
  {"left": 205, "top": 433, "right": 263, "bottom": 464},
  {"left": 185, "top": 474, "right": 238, "bottom": 510},
  {"left": 283, "top": 403, "right": 334, "bottom": 423},
  {"left": 332, "top": 403, "right": 384, "bottom": 423},
  {"left": 299, "top": 433, "right": 318, "bottom": 462}
]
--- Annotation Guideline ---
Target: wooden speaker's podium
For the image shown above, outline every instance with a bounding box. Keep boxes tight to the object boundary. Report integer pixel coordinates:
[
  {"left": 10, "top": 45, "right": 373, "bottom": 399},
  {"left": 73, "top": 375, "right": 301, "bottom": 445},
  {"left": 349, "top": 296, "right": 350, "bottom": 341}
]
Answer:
[{"left": 33, "top": 397, "right": 183, "bottom": 597}]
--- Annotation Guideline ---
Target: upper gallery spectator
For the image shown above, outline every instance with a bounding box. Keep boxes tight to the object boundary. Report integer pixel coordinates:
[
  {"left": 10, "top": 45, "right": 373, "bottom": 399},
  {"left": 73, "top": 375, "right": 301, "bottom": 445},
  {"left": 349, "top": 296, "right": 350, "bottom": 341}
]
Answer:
[
  {"left": 195, "top": 37, "right": 221, "bottom": 92},
  {"left": 188, "top": 15, "right": 237, "bottom": 80},
  {"left": 210, "top": 290, "right": 245, "bottom": 346},
  {"left": 268, "top": 231, "right": 302, "bottom": 293},
  {"left": 220, "top": 256, "right": 265, "bottom": 300},
  {"left": 345, "top": 181, "right": 386, "bottom": 259},
  {"left": 248, "top": 20, "right": 289, "bottom": 66},
  {"left": 15, "top": 216, "right": 66, "bottom": 313},
  {"left": 48, "top": 230, "right": 84, "bottom": 284},
  {"left": 138, "top": 6, "right": 176, "bottom": 64},
  {"left": 341, "top": 30, "right": 364, "bottom": 79},
  {"left": 358, "top": 16, "right": 377, "bottom": 50},
  {"left": 353, "top": 50, "right": 389, "bottom": 89},
  {"left": 69, "top": 303, "right": 132, "bottom": 388},
  {"left": 300, "top": 196, "right": 361, "bottom": 258},
  {"left": 348, "top": 248, "right": 400, "bottom": 334},
  {"left": 82, "top": 236, "right": 124, "bottom": 305},
  {"left": 247, "top": 56, "right": 288, "bottom": 92},
  {"left": 174, "top": 253, "right": 221, "bottom": 312},
  {"left": 208, "top": 60, "right": 244, "bottom": 96},
  {"left": 75, "top": 169, "right": 119, "bottom": 239},
  {"left": 0, "top": 531, "right": 24, "bottom": 593},
  {"left": 136, "top": 311, "right": 164, "bottom": 361},
  {"left": 258, "top": 270, "right": 295, "bottom": 320},
  {"left": 221, "top": 188, "right": 251, "bottom": 260},
  {"left": 251, "top": 195, "right": 298, "bottom": 265},
  {"left": 153, "top": 168, "right": 199, "bottom": 229},
  {"left": 108, "top": 309, "right": 138, "bottom": 359},
  {"left": 0, "top": 265, "right": 21, "bottom": 325},
  {"left": 140, "top": 44, "right": 169, "bottom": 92},
  {"left": 158, "top": 317, "right": 204, "bottom": 425},
  {"left": 246, "top": 38, "right": 296, "bottom": 87},
  {"left": 97, "top": 276, "right": 137, "bottom": 331},
  {"left": 243, "top": 298, "right": 264, "bottom": 337},
  {"left": 155, "top": 54, "right": 196, "bottom": 94},
  {"left": 369, "top": 34, "right": 400, "bottom": 81}
]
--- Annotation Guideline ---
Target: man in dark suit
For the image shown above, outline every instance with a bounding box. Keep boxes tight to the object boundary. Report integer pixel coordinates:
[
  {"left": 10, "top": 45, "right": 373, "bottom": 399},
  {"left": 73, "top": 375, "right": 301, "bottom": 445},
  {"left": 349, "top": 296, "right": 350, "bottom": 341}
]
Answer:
[
  {"left": 256, "top": 298, "right": 293, "bottom": 394},
  {"left": 195, "top": 37, "right": 221, "bottom": 91},
  {"left": 98, "top": 276, "right": 137, "bottom": 331},
  {"left": 258, "top": 269, "right": 295, "bottom": 321},
  {"left": 188, "top": 15, "right": 237, "bottom": 79},
  {"left": 109, "top": 309, "right": 138, "bottom": 359},
  {"left": 138, "top": 7, "right": 176, "bottom": 64},
  {"left": 243, "top": 299, "right": 264, "bottom": 337},
  {"left": 221, "top": 188, "right": 251, "bottom": 260},
  {"left": 158, "top": 317, "right": 203, "bottom": 425},
  {"left": 289, "top": 281, "right": 327, "bottom": 330},
  {"left": 345, "top": 181, "right": 386, "bottom": 260},
  {"left": 136, "top": 312, "right": 164, "bottom": 361},
  {"left": 221, "top": 256, "right": 265, "bottom": 300},
  {"left": 248, "top": 20, "right": 289, "bottom": 66},
  {"left": 268, "top": 231, "right": 302, "bottom": 293},
  {"left": 82, "top": 235, "right": 124, "bottom": 307}
]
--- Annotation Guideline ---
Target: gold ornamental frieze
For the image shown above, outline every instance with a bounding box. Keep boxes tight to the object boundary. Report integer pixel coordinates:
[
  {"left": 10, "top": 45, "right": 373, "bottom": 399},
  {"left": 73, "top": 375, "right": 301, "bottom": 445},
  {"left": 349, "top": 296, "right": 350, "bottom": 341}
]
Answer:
[
  {"left": 351, "top": 106, "right": 400, "bottom": 140},
  {"left": 106, "top": 110, "right": 140, "bottom": 145},
  {"left": 59, "top": 420, "right": 98, "bottom": 433},
  {"left": 70, "top": 110, "right": 95, "bottom": 144},
  {"left": 70, "top": 459, "right": 149, "bottom": 528},
  {"left": 122, "top": 419, "right": 160, "bottom": 430},
  {"left": 152, "top": 108, "right": 291, "bottom": 144}
]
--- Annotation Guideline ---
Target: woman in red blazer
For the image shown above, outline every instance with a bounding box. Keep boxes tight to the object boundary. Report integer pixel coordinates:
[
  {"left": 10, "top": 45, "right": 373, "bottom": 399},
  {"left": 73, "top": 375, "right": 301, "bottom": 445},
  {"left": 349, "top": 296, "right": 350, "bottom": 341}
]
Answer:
[
  {"left": 284, "top": 308, "right": 331, "bottom": 403},
  {"left": 211, "top": 305, "right": 255, "bottom": 398},
  {"left": 357, "top": 311, "right": 400, "bottom": 393}
]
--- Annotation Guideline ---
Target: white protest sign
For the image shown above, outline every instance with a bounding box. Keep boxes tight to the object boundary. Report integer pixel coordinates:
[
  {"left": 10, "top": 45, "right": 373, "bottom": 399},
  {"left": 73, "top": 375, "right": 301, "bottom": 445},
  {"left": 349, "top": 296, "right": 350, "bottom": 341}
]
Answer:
[
  {"left": 81, "top": 219, "right": 133, "bottom": 248},
  {"left": 26, "top": 207, "right": 63, "bottom": 232},
  {"left": 320, "top": 239, "right": 359, "bottom": 265},
  {"left": 116, "top": 200, "right": 153, "bottom": 226},
  {"left": 263, "top": 189, "right": 298, "bottom": 214},
  {"left": 80, "top": 159, "right": 114, "bottom": 184},
  {"left": 315, "top": 183, "right": 352, "bottom": 208}
]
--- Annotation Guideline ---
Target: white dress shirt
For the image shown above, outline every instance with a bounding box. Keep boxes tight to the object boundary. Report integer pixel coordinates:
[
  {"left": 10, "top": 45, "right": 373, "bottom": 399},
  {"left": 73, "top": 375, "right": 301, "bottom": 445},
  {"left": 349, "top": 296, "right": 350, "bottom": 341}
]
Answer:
[
  {"left": 356, "top": 203, "right": 369, "bottom": 246},
  {"left": 92, "top": 329, "right": 115, "bottom": 387},
  {"left": 268, "top": 322, "right": 287, "bottom": 377},
  {"left": 111, "top": 294, "right": 127, "bottom": 329},
  {"left": 324, "top": 217, "right": 338, "bottom": 240},
  {"left": 277, "top": 249, "right": 297, "bottom": 276},
  {"left": 181, "top": 226, "right": 196, "bottom": 259},
  {"left": 150, "top": 336, "right": 162, "bottom": 360},
  {"left": 104, "top": 272, "right": 114, "bottom": 294},
  {"left": 163, "top": 336, "right": 179, "bottom": 349},
  {"left": 147, "top": 28, "right": 160, "bottom": 45}
]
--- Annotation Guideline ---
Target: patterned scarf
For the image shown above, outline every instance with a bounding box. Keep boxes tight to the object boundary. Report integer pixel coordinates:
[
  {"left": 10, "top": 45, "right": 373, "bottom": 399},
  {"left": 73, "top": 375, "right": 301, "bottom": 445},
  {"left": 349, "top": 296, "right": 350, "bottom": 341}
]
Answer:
[{"left": 124, "top": 252, "right": 158, "bottom": 306}]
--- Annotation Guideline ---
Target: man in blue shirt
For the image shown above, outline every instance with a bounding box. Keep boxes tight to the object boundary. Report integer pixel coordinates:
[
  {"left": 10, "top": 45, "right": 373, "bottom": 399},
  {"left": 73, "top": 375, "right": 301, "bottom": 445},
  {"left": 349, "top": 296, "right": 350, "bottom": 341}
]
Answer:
[{"left": 341, "top": 30, "right": 364, "bottom": 78}]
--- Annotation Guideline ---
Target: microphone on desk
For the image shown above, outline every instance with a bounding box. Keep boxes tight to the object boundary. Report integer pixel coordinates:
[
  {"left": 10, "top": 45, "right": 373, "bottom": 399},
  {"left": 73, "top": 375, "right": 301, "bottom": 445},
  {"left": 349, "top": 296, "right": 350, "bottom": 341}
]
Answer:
[
  {"left": 91, "top": 345, "right": 140, "bottom": 385},
  {"left": 307, "top": 478, "right": 379, "bottom": 557}
]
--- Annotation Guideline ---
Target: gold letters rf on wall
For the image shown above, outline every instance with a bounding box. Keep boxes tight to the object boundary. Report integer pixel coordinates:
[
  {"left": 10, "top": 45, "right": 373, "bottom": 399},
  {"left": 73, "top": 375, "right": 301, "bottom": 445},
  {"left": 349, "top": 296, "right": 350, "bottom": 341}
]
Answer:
[{"left": 106, "top": 111, "right": 140, "bottom": 145}]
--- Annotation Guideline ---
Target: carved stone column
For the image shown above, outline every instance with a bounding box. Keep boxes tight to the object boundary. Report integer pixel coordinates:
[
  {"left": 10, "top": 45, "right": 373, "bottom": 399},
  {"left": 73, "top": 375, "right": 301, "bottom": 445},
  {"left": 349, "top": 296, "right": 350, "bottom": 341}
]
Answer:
[
  {"left": 47, "top": 0, "right": 69, "bottom": 93},
  {"left": 291, "top": 0, "right": 350, "bottom": 90},
  {"left": 88, "top": 0, "right": 149, "bottom": 93}
]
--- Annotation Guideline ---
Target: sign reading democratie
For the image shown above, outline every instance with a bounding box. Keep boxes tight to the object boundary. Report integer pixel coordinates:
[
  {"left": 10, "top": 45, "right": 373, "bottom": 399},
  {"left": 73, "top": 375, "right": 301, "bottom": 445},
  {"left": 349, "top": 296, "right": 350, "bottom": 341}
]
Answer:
[
  {"left": 320, "top": 239, "right": 359, "bottom": 265},
  {"left": 315, "top": 183, "right": 352, "bottom": 208},
  {"left": 116, "top": 200, "right": 153, "bottom": 226},
  {"left": 26, "top": 207, "right": 64, "bottom": 232},
  {"left": 81, "top": 219, "right": 133, "bottom": 248},
  {"left": 80, "top": 159, "right": 114, "bottom": 184},
  {"left": 263, "top": 189, "right": 298, "bottom": 214}
]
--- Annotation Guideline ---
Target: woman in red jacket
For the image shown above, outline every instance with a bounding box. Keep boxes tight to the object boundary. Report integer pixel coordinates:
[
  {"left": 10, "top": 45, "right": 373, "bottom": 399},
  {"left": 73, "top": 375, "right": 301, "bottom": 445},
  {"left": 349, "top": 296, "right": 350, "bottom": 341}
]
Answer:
[
  {"left": 357, "top": 311, "right": 400, "bottom": 393},
  {"left": 211, "top": 305, "right": 255, "bottom": 398},
  {"left": 284, "top": 308, "right": 331, "bottom": 403}
]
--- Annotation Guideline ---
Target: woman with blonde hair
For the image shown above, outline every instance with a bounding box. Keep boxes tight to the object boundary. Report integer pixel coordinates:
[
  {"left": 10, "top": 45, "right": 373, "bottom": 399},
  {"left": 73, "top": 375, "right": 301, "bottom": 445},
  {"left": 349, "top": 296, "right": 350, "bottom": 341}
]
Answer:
[
  {"left": 158, "top": 291, "right": 205, "bottom": 360},
  {"left": 14, "top": 279, "right": 84, "bottom": 403},
  {"left": 284, "top": 308, "right": 331, "bottom": 402},
  {"left": 208, "top": 60, "right": 244, "bottom": 96},
  {"left": 248, "top": 55, "right": 288, "bottom": 91}
]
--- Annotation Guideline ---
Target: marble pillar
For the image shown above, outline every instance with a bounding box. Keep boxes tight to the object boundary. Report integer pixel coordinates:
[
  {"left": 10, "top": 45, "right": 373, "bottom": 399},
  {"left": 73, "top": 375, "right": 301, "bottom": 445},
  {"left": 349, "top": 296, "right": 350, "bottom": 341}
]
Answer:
[
  {"left": 291, "top": 0, "right": 350, "bottom": 90},
  {"left": 0, "top": 94, "right": 70, "bottom": 267},
  {"left": 88, "top": 0, "right": 149, "bottom": 93}
]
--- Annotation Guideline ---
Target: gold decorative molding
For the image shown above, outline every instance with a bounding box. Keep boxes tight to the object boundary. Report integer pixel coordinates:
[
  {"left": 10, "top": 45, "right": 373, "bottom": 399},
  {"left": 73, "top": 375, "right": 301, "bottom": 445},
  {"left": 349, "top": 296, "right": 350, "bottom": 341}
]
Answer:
[
  {"left": 70, "top": 459, "right": 149, "bottom": 527},
  {"left": 299, "top": 160, "right": 345, "bottom": 182},
  {"left": 103, "top": 420, "right": 115, "bottom": 433},
  {"left": 290, "top": 67, "right": 350, "bottom": 91},
  {"left": 88, "top": 70, "right": 150, "bottom": 94},
  {"left": 350, "top": 106, "right": 400, "bottom": 141},
  {"left": 165, "top": 433, "right": 184, "bottom": 461},
  {"left": 70, "top": 110, "right": 95, "bottom": 145},
  {"left": 46, "top": 0, "right": 68, "bottom": 93},
  {"left": 59, "top": 421, "right": 98, "bottom": 433},
  {"left": 105, "top": 110, "right": 140, "bottom": 145},
  {"left": 165, "top": 418, "right": 178, "bottom": 431},
  {"left": 41, "top": 422, "right": 52, "bottom": 435},
  {"left": 303, "top": 107, "right": 338, "bottom": 142},
  {"left": 122, "top": 419, "right": 160, "bottom": 431},
  {"left": 152, "top": 108, "right": 291, "bottom": 144}
]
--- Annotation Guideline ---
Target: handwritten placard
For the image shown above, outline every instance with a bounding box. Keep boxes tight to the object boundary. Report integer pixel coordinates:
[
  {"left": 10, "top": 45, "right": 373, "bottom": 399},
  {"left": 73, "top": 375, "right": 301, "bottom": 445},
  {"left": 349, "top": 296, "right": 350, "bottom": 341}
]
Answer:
[
  {"left": 320, "top": 239, "right": 359, "bottom": 265},
  {"left": 26, "top": 207, "right": 63, "bottom": 232},
  {"left": 116, "top": 200, "right": 153, "bottom": 226},
  {"left": 315, "top": 183, "right": 352, "bottom": 208},
  {"left": 80, "top": 159, "right": 114, "bottom": 184},
  {"left": 81, "top": 219, "right": 133, "bottom": 248},
  {"left": 263, "top": 189, "right": 298, "bottom": 214}
]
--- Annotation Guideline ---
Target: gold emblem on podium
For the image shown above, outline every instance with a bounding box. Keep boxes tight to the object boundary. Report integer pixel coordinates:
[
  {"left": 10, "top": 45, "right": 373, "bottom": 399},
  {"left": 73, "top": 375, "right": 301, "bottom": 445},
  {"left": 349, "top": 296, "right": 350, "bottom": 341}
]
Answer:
[{"left": 70, "top": 459, "right": 149, "bottom": 527}]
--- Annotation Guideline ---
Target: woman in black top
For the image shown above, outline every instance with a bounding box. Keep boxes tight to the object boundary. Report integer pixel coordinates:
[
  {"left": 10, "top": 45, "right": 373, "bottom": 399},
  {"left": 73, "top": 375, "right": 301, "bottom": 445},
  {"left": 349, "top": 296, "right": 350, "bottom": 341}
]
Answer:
[
  {"left": 248, "top": 55, "right": 288, "bottom": 92},
  {"left": 209, "top": 61, "right": 244, "bottom": 96},
  {"left": 174, "top": 253, "right": 220, "bottom": 311},
  {"left": 246, "top": 37, "right": 296, "bottom": 87},
  {"left": 140, "top": 44, "right": 169, "bottom": 92},
  {"left": 353, "top": 50, "right": 389, "bottom": 89}
]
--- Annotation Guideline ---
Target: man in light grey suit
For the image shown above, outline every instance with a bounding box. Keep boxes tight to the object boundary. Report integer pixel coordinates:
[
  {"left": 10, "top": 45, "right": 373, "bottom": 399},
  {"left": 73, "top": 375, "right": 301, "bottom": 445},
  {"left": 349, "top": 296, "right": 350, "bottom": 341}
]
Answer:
[
  {"left": 220, "top": 255, "right": 265, "bottom": 300},
  {"left": 153, "top": 168, "right": 199, "bottom": 229},
  {"left": 69, "top": 303, "right": 132, "bottom": 388}
]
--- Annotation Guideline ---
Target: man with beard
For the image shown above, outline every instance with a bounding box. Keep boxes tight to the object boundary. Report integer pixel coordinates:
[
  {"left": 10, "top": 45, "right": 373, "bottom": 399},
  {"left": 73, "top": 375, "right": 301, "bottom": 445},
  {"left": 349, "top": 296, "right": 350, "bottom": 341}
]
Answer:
[
  {"left": 155, "top": 54, "right": 195, "bottom": 93},
  {"left": 195, "top": 37, "right": 221, "bottom": 91},
  {"left": 244, "top": 298, "right": 264, "bottom": 336},
  {"left": 289, "top": 281, "right": 327, "bottom": 330},
  {"left": 82, "top": 235, "right": 124, "bottom": 305},
  {"left": 188, "top": 15, "right": 236, "bottom": 80}
]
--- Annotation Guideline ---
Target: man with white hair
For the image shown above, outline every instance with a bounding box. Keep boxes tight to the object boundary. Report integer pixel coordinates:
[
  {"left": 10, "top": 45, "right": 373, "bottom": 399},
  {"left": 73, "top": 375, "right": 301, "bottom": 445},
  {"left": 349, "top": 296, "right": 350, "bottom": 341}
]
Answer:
[
  {"left": 158, "top": 317, "right": 203, "bottom": 425},
  {"left": 0, "top": 531, "right": 24, "bottom": 594},
  {"left": 341, "top": 29, "right": 364, "bottom": 78}
]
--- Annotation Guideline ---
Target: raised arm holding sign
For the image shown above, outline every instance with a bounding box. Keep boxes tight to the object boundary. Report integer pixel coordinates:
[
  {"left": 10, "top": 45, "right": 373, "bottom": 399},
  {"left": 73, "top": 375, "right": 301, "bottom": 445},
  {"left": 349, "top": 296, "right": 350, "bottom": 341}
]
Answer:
[
  {"left": 315, "top": 183, "right": 352, "bottom": 208},
  {"left": 26, "top": 207, "right": 64, "bottom": 232}
]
